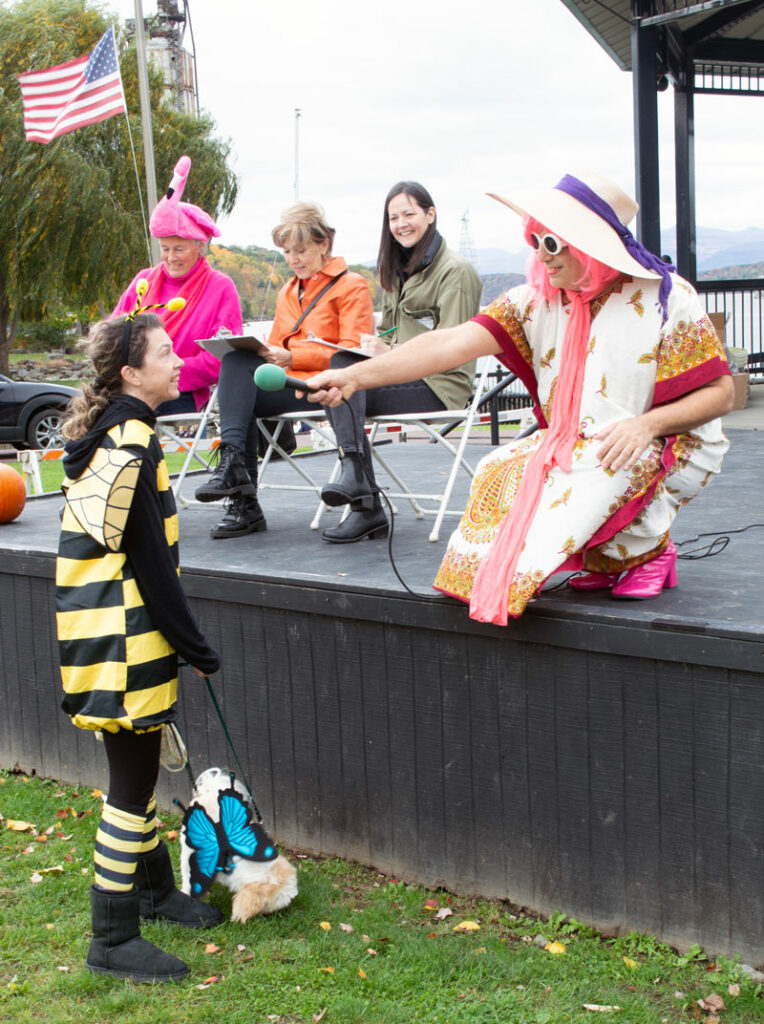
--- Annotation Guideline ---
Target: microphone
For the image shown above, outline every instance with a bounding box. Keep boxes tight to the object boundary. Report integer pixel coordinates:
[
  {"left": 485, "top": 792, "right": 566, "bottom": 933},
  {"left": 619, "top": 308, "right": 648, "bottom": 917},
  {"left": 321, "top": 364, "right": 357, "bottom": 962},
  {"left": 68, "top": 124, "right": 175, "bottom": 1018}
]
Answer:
[{"left": 254, "top": 363, "right": 318, "bottom": 393}]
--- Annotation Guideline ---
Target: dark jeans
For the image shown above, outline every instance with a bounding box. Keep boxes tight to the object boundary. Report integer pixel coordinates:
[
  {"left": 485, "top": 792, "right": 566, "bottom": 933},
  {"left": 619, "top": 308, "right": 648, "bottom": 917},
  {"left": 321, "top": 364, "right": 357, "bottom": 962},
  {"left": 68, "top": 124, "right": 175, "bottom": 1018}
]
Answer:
[
  {"left": 326, "top": 350, "right": 445, "bottom": 473},
  {"left": 102, "top": 728, "right": 162, "bottom": 816},
  {"left": 218, "top": 350, "right": 316, "bottom": 482}
]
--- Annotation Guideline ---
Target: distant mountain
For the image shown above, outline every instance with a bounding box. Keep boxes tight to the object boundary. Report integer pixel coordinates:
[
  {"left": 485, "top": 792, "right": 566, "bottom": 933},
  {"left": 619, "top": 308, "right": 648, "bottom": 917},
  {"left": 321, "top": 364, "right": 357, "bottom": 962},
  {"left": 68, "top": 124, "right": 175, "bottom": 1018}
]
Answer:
[
  {"left": 660, "top": 225, "right": 764, "bottom": 274},
  {"left": 469, "top": 226, "right": 764, "bottom": 278}
]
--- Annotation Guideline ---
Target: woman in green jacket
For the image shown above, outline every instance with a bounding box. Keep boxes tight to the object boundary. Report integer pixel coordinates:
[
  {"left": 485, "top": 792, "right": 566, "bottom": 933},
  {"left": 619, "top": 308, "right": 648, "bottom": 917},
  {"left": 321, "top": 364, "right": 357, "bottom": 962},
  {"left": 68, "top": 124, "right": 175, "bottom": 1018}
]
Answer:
[{"left": 321, "top": 181, "right": 483, "bottom": 543}]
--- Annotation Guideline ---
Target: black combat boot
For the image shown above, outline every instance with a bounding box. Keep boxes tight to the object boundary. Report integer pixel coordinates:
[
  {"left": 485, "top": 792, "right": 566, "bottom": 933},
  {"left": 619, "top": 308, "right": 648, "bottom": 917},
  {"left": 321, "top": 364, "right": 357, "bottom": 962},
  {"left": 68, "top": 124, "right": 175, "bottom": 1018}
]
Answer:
[
  {"left": 86, "top": 886, "right": 189, "bottom": 983},
  {"left": 210, "top": 495, "right": 267, "bottom": 540},
  {"left": 320, "top": 451, "right": 375, "bottom": 507},
  {"left": 195, "top": 443, "right": 255, "bottom": 502},
  {"left": 135, "top": 841, "right": 222, "bottom": 928},
  {"left": 321, "top": 493, "right": 388, "bottom": 543}
]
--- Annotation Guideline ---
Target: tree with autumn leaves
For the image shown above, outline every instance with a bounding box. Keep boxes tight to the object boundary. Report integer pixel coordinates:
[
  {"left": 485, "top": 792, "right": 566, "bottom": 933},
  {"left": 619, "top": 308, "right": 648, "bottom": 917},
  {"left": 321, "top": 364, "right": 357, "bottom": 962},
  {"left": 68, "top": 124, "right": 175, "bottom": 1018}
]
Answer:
[{"left": 0, "top": 0, "right": 238, "bottom": 374}]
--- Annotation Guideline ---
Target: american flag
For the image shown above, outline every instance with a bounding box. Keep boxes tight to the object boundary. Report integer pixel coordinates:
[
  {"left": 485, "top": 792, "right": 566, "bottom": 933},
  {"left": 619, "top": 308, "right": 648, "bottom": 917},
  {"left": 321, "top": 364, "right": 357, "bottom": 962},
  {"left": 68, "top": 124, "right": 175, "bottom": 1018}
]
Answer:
[{"left": 17, "top": 27, "right": 127, "bottom": 145}]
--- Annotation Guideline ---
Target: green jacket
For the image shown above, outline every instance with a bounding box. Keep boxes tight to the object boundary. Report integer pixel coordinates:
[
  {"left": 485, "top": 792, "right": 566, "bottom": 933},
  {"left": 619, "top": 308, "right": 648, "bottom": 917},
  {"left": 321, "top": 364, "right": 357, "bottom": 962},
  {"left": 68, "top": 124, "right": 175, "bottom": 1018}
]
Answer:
[{"left": 379, "top": 239, "right": 483, "bottom": 410}]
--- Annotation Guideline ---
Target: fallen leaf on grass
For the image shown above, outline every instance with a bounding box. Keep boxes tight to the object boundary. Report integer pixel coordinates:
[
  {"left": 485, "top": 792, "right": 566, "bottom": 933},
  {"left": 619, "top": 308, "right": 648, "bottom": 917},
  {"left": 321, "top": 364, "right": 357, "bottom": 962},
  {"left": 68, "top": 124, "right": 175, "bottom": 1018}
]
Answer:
[
  {"left": 339, "top": 922, "right": 354, "bottom": 933},
  {"left": 583, "top": 1004, "right": 621, "bottom": 1013},
  {"left": 35, "top": 835, "right": 48, "bottom": 844},
  {"left": 698, "top": 994, "right": 725, "bottom": 1014},
  {"left": 435, "top": 907, "right": 453, "bottom": 920},
  {"left": 57, "top": 966, "right": 70, "bottom": 972},
  {"left": 196, "top": 975, "right": 221, "bottom": 989},
  {"left": 318, "top": 966, "right": 334, "bottom": 974},
  {"left": 6, "top": 820, "right": 35, "bottom": 832},
  {"left": 366, "top": 948, "right": 377, "bottom": 956},
  {"left": 22, "top": 845, "right": 34, "bottom": 855},
  {"left": 473, "top": 947, "right": 487, "bottom": 954},
  {"left": 319, "top": 921, "right": 331, "bottom": 931},
  {"left": 622, "top": 956, "right": 638, "bottom": 969},
  {"left": 727, "top": 983, "right": 740, "bottom": 997},
  {"left": 204, "top": 943, "right": 220, "bottom": 954},
  {"left": 545, "top": 940, "right": 567, "bottom": 954},
  {"left": 314, "top": 1009, "right": 327, "bottom": 1023},
  {"left": 453, "top": 921, "right": 481, "bottom": 933},
  {"left": 358, "top": 968, "right": 367, "bottom": 979},
  {"left": 423, "top": 898, "right": 439, "bottom": 910},
  {"left": 237, "top": 944, "right": 247, "bottom": 951},
  {"left": 46, "top": 923, "right": 55, "bottom": 930},
  {"left": 30, "top": 872, "right": 43, "bottom": 884}
]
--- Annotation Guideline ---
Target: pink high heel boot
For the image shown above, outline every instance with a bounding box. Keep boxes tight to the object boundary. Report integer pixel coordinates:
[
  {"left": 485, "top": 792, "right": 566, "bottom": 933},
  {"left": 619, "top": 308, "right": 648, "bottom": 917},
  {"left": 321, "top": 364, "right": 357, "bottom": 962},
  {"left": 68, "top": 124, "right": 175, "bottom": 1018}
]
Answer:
[
  {"left": 611, "top": 541, "right": 678, "bottom": 599},
  {"left": 568, "top": 571, "right": 620, "bottom": 591}
]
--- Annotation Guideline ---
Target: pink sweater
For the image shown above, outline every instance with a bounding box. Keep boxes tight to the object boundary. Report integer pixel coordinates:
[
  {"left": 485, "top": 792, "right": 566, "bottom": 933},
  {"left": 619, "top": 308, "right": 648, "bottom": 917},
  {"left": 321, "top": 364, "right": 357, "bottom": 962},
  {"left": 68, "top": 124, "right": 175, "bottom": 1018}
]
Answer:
[{"left": 114, "top": 259, "right": 243, "bottom": 409}]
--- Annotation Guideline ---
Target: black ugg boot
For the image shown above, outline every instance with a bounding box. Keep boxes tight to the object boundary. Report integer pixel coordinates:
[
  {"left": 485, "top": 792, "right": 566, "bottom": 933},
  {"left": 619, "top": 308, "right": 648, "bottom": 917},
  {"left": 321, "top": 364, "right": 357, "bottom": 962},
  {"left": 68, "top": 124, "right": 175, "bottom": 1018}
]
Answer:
[
  {"left": 86, "top": 886, "right": 189, "bottom": 983},
  {"left": 321, "top": 452, "right": 374, "bottom": 507},
  {"left": 210, "top": 495, "right": 267, "bottom": 540},
  {"left": 321, "top": 494, "right": 388, "bottom": 543},
  {"left": 136, "top": 842, "right": 222, "bottom": 928},
  {"left": 195, "top": 443, "right": 255, "bottom": 502}
]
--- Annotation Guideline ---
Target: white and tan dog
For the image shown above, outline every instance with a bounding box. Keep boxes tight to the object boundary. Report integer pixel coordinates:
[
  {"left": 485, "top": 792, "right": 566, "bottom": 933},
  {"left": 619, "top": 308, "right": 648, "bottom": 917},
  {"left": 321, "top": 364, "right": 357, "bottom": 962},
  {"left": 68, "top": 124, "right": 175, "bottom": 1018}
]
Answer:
[{"left": 179, "top": 767, "right": 298, "bottom": 923}]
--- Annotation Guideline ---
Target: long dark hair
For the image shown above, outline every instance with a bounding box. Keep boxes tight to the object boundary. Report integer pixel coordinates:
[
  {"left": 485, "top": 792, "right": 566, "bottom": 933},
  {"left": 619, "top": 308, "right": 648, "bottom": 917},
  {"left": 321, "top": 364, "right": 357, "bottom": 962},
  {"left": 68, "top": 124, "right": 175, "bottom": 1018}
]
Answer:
[
  {"left": 377, "top": 181, "right": 438, "bottom": 292},
  {"left": 62, "top": 313, "right": 161, "bottom": 440}
]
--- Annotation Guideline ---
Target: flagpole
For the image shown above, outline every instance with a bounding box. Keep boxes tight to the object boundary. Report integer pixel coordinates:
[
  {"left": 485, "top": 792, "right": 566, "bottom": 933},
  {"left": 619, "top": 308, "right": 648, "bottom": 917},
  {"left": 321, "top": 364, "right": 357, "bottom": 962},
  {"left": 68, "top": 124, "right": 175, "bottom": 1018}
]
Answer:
[
  {"left": 134, "top": 0, "right": 160, "bottom": 263},
  {"left": 293, "top": 107, "right": 301, "bottom": 201}
]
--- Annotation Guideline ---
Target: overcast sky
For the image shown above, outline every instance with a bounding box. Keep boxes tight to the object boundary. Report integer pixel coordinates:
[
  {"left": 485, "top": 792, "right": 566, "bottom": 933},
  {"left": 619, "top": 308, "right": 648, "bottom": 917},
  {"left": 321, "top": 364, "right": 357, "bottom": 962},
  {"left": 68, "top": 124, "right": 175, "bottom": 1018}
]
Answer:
[{"left": 110, "top": 0, "right": 761, "bottom": 263}]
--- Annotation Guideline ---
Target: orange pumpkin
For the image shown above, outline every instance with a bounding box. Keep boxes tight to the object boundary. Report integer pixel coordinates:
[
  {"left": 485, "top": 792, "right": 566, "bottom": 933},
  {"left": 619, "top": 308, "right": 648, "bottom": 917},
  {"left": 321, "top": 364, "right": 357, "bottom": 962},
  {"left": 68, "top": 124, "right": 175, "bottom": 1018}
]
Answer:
[{"left": 0, "top": 463, "right": 26, "bottom": 523}]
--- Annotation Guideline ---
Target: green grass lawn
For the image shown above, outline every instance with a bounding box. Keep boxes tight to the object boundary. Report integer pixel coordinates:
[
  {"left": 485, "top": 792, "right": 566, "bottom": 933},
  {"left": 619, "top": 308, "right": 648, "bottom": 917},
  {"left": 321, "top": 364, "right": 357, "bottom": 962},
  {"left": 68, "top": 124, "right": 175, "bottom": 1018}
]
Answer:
[{"left": 0, "top": 772, "right": 759, "bottom": 1024}]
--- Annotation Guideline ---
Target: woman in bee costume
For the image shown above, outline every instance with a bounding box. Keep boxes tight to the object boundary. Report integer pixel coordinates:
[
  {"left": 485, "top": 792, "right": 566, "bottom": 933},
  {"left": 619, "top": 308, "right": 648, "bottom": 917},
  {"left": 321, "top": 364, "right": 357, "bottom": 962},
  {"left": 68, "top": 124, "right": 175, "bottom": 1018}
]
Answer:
[{"left": 56, "top": 305, "right": 221, "bottom": 982}]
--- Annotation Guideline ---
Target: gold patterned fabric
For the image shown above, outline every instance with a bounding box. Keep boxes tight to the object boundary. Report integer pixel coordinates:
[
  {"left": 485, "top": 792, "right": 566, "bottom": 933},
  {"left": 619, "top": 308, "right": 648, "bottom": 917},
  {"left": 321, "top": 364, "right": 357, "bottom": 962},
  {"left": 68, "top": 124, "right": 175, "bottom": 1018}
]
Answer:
[
  {"left": 56, "top": 420, "right": 179, "bottom": 732},
  {"left": 435, "top": 274, "right": 730, "bottom": 618}
]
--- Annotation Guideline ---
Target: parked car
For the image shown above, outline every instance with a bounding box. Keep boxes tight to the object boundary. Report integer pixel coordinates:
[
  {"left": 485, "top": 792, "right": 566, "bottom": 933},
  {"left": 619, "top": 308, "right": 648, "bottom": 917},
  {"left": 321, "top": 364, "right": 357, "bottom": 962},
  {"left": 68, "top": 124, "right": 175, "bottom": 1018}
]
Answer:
[{"left": 0, "top": 374, "right": 79, "bottom": 449}]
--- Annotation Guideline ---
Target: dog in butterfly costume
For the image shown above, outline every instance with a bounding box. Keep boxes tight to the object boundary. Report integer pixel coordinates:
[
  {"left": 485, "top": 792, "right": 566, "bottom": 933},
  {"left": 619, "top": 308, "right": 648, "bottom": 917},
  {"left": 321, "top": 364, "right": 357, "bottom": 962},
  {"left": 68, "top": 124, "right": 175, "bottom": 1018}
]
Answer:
[{"left": 179, "top": 768, "right": 298, "bottom": 922}]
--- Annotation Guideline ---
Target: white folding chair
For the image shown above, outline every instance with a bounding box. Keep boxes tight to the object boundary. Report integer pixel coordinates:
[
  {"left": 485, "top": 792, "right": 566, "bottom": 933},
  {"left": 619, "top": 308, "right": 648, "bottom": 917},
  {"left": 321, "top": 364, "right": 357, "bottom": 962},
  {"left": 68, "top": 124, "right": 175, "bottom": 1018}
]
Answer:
[
  {"left": 359, "top": 362, "right": 498, "bottom": 541},
  {"left": 156, "top": 384, "right": 220, "bottom": 508}
]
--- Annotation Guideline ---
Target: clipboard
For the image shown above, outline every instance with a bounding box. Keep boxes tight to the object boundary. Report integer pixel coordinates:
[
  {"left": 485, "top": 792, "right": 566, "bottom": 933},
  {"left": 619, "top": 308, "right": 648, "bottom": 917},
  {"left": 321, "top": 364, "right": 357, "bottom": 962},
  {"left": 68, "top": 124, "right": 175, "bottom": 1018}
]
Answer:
[
  {"left": 307, "top": 335, "right": 372, "bottom": 358},
  {"left": 197, "top": 334, "right": 270, "bottom": 361}
]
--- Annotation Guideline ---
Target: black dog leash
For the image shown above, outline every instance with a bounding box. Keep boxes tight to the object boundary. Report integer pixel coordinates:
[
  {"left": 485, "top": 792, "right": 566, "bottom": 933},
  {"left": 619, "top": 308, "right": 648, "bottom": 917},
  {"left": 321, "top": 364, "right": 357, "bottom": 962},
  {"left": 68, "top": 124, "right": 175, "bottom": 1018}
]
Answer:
[{"left": 178, "top": 666, "right": 263, "bottom": 822}]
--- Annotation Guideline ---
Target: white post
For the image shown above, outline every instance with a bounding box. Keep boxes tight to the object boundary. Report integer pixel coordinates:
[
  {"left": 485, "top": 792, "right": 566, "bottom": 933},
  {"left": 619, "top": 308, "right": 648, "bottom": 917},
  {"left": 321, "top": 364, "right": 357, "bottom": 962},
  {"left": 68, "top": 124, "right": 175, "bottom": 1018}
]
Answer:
[
  {"left": 293, "top": 107, "right": 301, "bottom": 201},
  {"left": 134, "top": 0, "right": 160, "bottom": 263}
]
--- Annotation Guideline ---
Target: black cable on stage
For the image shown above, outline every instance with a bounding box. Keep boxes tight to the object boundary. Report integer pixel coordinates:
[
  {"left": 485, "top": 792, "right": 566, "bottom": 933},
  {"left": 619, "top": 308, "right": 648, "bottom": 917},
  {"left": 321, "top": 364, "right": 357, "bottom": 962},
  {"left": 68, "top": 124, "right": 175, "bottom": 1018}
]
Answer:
[
  {"left": 343, "top": 399, "right": 444, "bottom": 601},
  {"left": 543, "top": 522, "right": 764, "bottom": 593}
]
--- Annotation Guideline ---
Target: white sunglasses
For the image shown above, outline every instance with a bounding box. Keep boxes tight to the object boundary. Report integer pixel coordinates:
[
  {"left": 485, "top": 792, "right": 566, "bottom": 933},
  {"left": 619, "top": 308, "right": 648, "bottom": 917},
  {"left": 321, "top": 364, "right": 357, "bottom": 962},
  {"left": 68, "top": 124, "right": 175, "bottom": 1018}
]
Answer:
[{"left": 530, "top": 231, "right": 567, "bottom": 256}]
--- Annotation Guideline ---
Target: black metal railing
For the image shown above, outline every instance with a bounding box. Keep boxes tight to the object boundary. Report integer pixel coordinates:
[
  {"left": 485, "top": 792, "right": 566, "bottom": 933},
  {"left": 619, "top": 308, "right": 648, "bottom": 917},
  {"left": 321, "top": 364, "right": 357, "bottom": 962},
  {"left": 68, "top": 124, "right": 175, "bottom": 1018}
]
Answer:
[{"left": 697, "top": 278, "right": 764, "bottom": 376}]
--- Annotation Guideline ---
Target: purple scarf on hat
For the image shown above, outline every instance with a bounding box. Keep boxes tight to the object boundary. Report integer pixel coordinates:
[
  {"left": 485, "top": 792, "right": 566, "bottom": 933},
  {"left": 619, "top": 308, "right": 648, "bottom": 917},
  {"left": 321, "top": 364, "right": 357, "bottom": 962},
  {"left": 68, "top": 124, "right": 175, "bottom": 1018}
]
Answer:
[{"left": 555, "top": 174, "right": 675, "bottom": 322}]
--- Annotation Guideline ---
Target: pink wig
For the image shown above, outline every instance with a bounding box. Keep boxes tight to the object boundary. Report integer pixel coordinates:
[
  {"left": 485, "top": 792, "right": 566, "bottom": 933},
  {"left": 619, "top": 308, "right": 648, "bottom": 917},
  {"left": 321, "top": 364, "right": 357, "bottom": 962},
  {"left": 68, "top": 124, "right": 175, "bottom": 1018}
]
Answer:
[{"left": 523, "top": 216, "right": 620, "bottom": 302}]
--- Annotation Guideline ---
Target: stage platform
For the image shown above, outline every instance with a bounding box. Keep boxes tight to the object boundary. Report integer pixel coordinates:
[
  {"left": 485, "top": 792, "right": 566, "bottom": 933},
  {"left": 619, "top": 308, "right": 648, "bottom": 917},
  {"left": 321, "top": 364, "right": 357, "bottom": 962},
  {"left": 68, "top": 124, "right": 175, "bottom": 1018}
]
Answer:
[{"left": 1, "top": 428, "right": 762, "bottom": 963}]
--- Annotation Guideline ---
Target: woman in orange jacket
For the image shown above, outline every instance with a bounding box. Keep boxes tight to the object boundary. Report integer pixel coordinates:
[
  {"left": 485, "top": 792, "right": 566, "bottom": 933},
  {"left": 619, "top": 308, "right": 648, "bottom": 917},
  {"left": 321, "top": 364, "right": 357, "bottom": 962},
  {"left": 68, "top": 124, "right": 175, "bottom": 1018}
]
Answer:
[{"left": 195, "top": 201, "right": 374, "bottom": 538}]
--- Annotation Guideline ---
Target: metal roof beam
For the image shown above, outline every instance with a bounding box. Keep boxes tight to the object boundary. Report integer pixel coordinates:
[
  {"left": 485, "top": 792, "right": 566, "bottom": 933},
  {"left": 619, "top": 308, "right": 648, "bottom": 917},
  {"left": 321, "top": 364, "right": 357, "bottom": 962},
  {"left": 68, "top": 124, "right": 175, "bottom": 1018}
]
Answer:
[
  {"left": 694, "top": 37, "right": 764, "bottom": 61},
  {"left": 640, "top": 0, "right": 755, "bottom": 29},
  {"left": 684, "top": 0, "right": 764, "bottom": 47}
]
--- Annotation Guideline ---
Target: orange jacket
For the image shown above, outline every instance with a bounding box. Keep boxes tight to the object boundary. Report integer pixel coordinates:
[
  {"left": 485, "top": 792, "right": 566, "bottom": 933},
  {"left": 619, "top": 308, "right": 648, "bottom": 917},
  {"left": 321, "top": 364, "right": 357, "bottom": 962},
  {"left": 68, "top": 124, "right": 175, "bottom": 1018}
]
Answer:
[{"left": 268, "top": 257, "right": 374, "bottom": 380}]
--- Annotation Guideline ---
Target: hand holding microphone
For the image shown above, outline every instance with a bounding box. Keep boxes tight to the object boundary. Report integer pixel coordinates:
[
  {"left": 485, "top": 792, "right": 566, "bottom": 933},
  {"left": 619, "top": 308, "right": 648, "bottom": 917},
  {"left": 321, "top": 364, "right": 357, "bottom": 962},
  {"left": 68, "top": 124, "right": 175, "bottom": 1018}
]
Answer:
[
  {"left": 253, "top": 364, "right": 349, "bottom": 406},
  {"left": 253, "top": 363, "right": 319, "bottom": 394}
]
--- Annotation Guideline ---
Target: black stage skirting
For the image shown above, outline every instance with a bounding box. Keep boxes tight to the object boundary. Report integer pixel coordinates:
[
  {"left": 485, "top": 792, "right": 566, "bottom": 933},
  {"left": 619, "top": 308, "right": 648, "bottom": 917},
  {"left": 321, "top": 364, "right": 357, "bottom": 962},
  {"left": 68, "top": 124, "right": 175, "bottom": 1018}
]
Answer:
[{"left": 1, "top": 428, "right": 762, "bottom": 963}]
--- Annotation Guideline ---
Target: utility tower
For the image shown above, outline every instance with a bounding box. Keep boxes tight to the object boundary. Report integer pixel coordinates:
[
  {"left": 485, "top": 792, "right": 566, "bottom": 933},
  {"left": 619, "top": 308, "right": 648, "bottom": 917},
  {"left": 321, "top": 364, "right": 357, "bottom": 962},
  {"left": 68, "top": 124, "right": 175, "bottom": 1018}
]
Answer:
[
  {"left": 459, "top": 209, "right": 477, "bottom": 267},
  {"left": 127, "top": 1, "right": 198, "bottom": 116}
]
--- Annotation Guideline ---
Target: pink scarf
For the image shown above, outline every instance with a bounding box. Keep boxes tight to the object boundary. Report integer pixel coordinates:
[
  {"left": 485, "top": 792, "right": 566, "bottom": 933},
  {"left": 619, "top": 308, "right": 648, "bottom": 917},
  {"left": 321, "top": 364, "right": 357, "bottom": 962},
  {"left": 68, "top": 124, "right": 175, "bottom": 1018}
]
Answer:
[
  {"left": 142, "top": 258, "right": 213, "bottom": 337},
  {"left": 469, "top": 292, "right": 593, "bottom": 625}
]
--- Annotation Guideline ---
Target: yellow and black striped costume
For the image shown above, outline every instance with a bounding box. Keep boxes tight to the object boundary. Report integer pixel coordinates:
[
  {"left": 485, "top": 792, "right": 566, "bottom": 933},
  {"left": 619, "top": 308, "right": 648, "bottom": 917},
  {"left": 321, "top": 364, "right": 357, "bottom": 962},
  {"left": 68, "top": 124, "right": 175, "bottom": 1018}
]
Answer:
[{"left": 56, "top": 419, "right": 180, "bottom": 733}]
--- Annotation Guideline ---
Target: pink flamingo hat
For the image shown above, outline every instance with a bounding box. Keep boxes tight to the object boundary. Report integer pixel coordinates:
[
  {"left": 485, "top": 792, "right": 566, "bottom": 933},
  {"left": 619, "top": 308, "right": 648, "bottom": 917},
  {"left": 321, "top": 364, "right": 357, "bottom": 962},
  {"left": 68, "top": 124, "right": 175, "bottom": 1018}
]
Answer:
[{"left": 149, "top": 155, "right": 220, "bottom": 242}]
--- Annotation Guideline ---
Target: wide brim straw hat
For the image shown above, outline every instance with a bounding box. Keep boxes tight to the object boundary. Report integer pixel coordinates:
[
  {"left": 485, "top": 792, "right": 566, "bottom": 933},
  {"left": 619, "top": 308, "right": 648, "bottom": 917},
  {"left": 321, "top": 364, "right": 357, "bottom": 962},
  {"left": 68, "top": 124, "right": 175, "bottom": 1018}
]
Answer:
[
  {"left": 488, "top": 171, "right": 661, "bottom": 281},
  {"left": 149, "top": 155, "right": 220, "bottom": 243}
]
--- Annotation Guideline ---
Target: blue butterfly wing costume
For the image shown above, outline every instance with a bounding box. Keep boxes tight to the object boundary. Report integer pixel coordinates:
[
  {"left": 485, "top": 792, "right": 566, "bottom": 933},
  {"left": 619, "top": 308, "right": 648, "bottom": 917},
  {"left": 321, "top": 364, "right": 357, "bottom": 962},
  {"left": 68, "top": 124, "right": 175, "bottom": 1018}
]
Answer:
[{"left": 182, "top": 776, "right": 278, "bottom": 896}]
